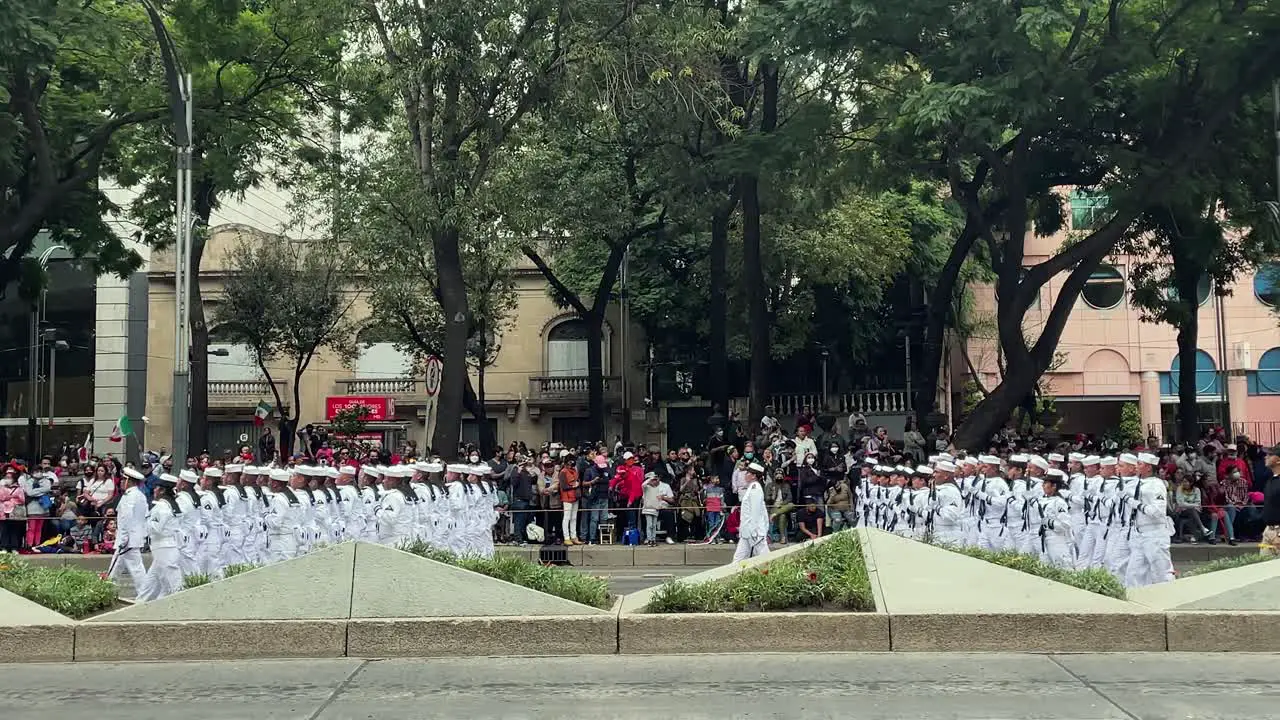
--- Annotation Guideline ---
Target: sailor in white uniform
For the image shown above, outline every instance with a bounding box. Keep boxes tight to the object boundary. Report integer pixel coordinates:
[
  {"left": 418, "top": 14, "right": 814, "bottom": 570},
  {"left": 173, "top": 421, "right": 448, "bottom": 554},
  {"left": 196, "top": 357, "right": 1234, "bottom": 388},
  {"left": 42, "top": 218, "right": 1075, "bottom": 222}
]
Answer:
[
  {"left": 733, "top": 462, "right": 770, "bottom": 561},
  {"left": 108, "top": 467, "right": 150, "bottom": 592},
  {"left": 264, "top": 468, "right": 302, "bottom": 563},
  {"left": 137, "top": 473, "right": 184, "bottom": 601}
]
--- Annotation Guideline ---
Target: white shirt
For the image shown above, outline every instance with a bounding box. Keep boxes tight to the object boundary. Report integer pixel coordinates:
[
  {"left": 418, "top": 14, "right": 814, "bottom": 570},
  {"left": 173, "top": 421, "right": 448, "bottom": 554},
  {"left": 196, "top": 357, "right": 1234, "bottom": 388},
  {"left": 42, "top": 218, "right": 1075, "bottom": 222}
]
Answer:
[
  {"left": 739, "top": 482, "right": 769, "bottom": 538},
  {"left": 115, "top": 485, "right": 149, "bottom": 551}
]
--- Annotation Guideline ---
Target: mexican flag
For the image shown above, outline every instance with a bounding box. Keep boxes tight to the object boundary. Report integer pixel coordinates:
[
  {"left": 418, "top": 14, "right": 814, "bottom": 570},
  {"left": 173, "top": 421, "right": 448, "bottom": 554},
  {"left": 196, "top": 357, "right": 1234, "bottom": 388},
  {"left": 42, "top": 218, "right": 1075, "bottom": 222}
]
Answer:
[
  {"left": 253, "top": 400, "right": 273, "bottom": 425},
  {"left": 108, "top": 415, "right": 133, "bottom": 442}
]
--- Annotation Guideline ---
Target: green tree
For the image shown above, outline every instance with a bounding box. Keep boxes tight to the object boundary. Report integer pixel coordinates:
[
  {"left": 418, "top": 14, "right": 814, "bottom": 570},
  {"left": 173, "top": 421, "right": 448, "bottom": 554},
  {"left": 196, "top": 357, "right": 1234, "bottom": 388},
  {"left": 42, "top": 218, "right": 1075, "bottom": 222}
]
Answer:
[
  {"left": 115, "top": 0, "right": 349, "bottom": 453},
  {"left": 777, "top": 0, "right": 1280, "bottom": 448},
  {"left": 211, "top": 233, "right": 358, "bottom": 458},
  {"left": 1, "top": 1, "right": 159, "bottom": 297},
  {"left": 356, "top": 0, "right": 619, "bottom": 457}
]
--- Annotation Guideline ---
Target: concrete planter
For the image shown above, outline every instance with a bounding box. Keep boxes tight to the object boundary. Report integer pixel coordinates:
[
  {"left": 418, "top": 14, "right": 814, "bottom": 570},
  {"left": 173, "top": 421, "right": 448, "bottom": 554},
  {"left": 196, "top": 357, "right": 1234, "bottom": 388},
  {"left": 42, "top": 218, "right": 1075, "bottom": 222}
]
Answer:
[{"left": 619, "top": 612, "right": 890, "bottom": 654}]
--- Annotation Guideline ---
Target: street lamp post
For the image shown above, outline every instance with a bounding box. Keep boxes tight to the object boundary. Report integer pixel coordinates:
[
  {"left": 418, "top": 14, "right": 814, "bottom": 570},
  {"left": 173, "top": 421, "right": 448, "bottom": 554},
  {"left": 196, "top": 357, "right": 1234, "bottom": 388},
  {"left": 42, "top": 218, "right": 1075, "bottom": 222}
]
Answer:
[
  {"left": 820, "top": 348, "right": 830, "bottom": 411},
  {"left": 25, "top": 245, "right": 69, "bottom": 461},
  {"left": 48, "top": 338, "right": 69, "bottom": 429}
]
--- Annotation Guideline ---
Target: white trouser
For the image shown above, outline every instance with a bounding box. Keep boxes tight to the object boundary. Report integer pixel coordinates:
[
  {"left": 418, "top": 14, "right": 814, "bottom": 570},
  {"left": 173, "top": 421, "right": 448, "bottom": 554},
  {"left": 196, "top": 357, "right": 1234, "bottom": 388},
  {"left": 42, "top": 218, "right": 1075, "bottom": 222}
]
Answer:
[
  {"left": 1075, "top": 522, "right": 1099, "bottom": 570},
  {"left": 1125, "top": 529, "right": 1174, "bottom": 587},
  {"left": 1089, "top": 523, "right": 1111, "bottom": 569},
  {"left": 978, "top": 520, "right": 1010, "bottom": 552},
  {"left": 1042, "top": 532, "right": 1075, "bottom": 569},
  {"left": 108, "top": 547, "right": 147, "bottom": 591},
  {"left": 1009, "top": 523, "right": 1034, "bottom": 555},
  {"left": 733, "top": 535, "right": 770, "bottom": 561},
  {"left": 562, "top": 501, "right": 579, "bottom": 543},
  {"left": 267, "top": 534, "right": 297, "bottom": 564},
  {"left": 178, "top": 532, "right": 201, "bottom": 577},
  {"left": 222, "top": 529, "right": 247, "bottom": 567},
  {"left": 137, "top": 546, "right": 183, "bottom": 602},
  {"left": 933, "top": 527, "right": 965, "bottom": 547},
  {"left": 1105, "top": 527, "right": 1131, "bottom": 582}
]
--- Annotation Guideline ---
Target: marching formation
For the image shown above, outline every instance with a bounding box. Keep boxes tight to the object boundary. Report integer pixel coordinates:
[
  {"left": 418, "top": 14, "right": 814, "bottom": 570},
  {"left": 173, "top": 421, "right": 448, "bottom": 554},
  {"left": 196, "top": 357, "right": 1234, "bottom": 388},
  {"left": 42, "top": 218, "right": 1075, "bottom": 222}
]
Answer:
[
  {"left": 108, "top": 461, "right": 503, "bottom": 602},
  {"left": 855, "top": 450, "right": 1174, "bottom": 588}
]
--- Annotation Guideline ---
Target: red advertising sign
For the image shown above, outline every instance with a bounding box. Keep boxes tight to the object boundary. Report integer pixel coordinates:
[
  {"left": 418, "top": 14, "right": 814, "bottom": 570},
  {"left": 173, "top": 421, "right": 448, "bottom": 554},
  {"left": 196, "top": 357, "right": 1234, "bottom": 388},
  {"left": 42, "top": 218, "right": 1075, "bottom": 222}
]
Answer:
[{"left": 325, "top": 396, "right": 396, "bottom": 422}]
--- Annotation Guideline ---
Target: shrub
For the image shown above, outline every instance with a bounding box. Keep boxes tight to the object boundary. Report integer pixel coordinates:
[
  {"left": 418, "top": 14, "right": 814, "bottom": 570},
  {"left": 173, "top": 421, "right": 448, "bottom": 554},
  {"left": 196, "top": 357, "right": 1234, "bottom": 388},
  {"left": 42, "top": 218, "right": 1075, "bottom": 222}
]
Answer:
[
  {"left": 182, "top": 573, "right": 212, "bottom": 589},
  {"left": 646, "top": 531, "right": 874, "bottom": 613},
  {"left": 1183, "top": 554, "right": 1276, "bottom": 578},
  {"left": 223, "top": 563, "right": 259, "bottom": 578},
  {"left": 399, "top": 540, "right": 611, "bottom": 609},
  {"left": 0, "top": 552, "right": 118, "bottom": 619},
  {"left": 939, "top": 545, "right": 1127, "bottom": 599}
]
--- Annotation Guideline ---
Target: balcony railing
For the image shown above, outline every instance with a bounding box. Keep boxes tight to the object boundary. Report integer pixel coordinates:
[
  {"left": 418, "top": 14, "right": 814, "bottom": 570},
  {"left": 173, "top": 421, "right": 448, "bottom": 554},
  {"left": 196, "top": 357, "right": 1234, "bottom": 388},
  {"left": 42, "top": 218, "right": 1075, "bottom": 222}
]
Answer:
[
  {"left": 767, "top": 390, "right": 911, "bottom": 418},
  {"left": 208, "top": 380, "right": 285, "bottom": 402},
  {"left": 337, "top": 378, "right": 422, "bottom": 396},
  {"left": 528, "top": 375, "right": 621, "bottom": 400}
]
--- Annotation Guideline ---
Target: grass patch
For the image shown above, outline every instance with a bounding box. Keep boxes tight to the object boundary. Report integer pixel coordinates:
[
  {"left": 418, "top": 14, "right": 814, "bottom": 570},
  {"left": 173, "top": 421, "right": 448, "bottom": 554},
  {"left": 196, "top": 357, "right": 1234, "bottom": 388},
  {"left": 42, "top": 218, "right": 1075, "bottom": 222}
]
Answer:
[
  {"left": 182, "top": 573, "right": 212, "bottom": 589},
  {"left": 1182, "top": 553, "right": 1277, "bottom": 578},
  {"left": 645, "top": 531, "right": 874, "bottom": 613},
  {"left": 400, "top": 541, "right": 611, "bottom": 609},
  {"left": 223, "top": 563, "right": 259, "bottom": 578},
  {"left": 0, "top": 552, "right": 118, "bottom": 619},
  {"left": 940, "top": 545, "right": 1127, "bottom": 600}
]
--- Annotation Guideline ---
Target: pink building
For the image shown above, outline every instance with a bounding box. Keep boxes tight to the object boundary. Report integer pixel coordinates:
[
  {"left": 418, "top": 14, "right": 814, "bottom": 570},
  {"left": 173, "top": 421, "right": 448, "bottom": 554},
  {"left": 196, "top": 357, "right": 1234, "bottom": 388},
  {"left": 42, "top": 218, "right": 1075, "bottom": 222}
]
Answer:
[{"left": 963, "top": 192, "right": 1280, "bottom": 446}]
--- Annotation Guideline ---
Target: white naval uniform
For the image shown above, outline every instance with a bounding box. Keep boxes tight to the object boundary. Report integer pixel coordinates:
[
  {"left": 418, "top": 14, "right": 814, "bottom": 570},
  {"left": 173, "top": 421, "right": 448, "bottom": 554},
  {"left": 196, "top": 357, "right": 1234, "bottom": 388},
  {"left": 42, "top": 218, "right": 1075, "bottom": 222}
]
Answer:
[
  {"left": 733, "top": 481, "right": 770, "bottom": 561},
  {"left": 1093, "top": 475, "right": 1121, "bottom": 569},
  {"left": 196, "top": 489, "right": 226, "bottom": 578},
  {"left": 930, "top": 482, "right": 965, "bottom": 546},
  {"left": 265, "top": 489, "right": 302, "bottom": 563},
  {"left": 108, "top": 485, "right": 149, "bottom": 589},
  {"left": 1075, "top": 474, "right": 1103, "bottom": 570},
  {"left": 174, "top": 490, "right": 202, "bottom": 576},
  {"left": 977, "top": 474, "right": 1011, "bottom": 551},
  {"left": 219, "top": 485, "right": 247, "bottom": 567},
  {"left": 376, "top": 487, "right": 414, "bottom": 547},
  {"left": 1125, "top": 476, "right": 1174, "bottom": 587},
  {"left": 1038, "top": 493, "right": 1074, "bottom": 569},
  {"left": 1105, "top": 477, "right": 1138, "bottom": 583},
  {"left": 137, "top": 499, "right": 183, "bottom": 601},
  {"left": 337, "top": 484, "right": 361, "bottom": 542},
  {"left": 359, "top": 485, "right": 381, "bottom": 542}
]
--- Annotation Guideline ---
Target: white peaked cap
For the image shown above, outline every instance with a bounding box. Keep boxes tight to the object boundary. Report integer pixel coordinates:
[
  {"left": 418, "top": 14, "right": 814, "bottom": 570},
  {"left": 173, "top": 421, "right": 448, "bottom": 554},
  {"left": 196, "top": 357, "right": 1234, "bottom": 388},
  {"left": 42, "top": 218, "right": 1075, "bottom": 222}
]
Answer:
[
  {"left": 225, "top": 464, "right": 244, "bottom": 473},
  {"left": 269, "top": 468, "right": 292, "bottom": 483},
  {"left": 156, "top": 473, "right": 179, "bottom": 486},
  {"left": 935, "top": 460, "right": 956, "bottom": 473},
  {"left": 123, "top": 467, "right": 146, "bottom": 481},
  {"left": 338, "top": 465, "right": 357, "bottom": 475},
  {"left": 747, "top": 462, "right": 765, "bottom": 474},
  {"left": 1118, "top": 453, "right": 1138, "bottom": 465},
  {"left": 325, "top": 466, "right": 340, "bottom": 479},
  {"left": 1009, "top": 454, "right": 1029, "bottom": 464},
  {"left": 1100, "top": 456, "right": 1118, "bottom": 466},
  {"left": 178, "top": 469, "right": 199, "bottom": 483},
  {"left": 622, "top": 451, "right": 635, "bottom": 460},
  {"left": 204, "top": 467, "right": 223, "bottom": 478},
  {"left": 978, "top": 455, "right": 1001, "bottom": 465},
  {"left": 446, "top": 463, "right": 470, "bottom": 474},
  {"left": 1047, "top": 453, "right": 1065, "bottom": 463},
  {"left": 1029, "top": 456, "right": 1050, "bottom": 471},
  {"left": 1082, "top": 455, "right": 1101, "bottom": 466},
  {"left": 243, "top": 465, "right": 259, "bottom": 475},
  {"left": 1136, "top": 452, "right": 1159, "bottom": 466},
  {"left": 360, "top": 465, "right": 379, "bottom": 478},
  {"left": 915, "top": 465, "right": 932, "bottom": 475},
  {"left": 1068, "top": 452, "right": 1085, "bottom": 462},
  {"left": 961, "top": 457, "right": 979, "bottom": 466},
  {"left": 423, "top": 461, "right": 444, "bottom": 473}
]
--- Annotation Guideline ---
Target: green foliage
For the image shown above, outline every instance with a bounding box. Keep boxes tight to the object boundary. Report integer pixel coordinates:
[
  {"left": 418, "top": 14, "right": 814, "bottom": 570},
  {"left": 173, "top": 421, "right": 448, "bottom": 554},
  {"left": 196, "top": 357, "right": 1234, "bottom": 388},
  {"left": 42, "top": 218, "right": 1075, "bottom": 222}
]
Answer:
[
  {"left": 400, "top": 541, "right": 611, "bottom": 609},
  {"left": 182, "top": 573, "right": 212, "bottom": 589},
  {"left": 329, "top": 405, "right": 372, "bottom": 439},
  {"left": 645, "top": 531, "right": 874, "bottom": 613},
  {"left": 222, "top": 563, "right": 259, "bottom": 578},
  {"left": 0, "top": 553, "right": 118, "bottom": 619},
  {"left": 211, "top": 233, "right": 357, "bottom": 419},
  {"left": 940, "top": 545, "right": 1126, "bottom": 600},
  {"left": 1117, "top": 402, "right": 1144, "bottom": 447},
  {"left": 1182, "top": 554, "right": 1276, "bottom": 578}
]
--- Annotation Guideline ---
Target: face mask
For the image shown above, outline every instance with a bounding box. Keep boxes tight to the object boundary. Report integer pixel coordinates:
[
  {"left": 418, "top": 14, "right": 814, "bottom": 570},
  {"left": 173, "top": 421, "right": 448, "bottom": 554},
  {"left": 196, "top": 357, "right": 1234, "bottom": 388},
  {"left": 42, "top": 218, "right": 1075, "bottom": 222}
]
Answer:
[
  {"left": 469, "top": 455, "right": 479, "bottom": 463},
  {"left": 744, "top": 452, "right": 754, "bottom": 459},
  {"left": 805, "top": 458, "right": 815, "bottom": 465},
  {"left": 830, "top": 447, "right": 839, "bottom": 454}
]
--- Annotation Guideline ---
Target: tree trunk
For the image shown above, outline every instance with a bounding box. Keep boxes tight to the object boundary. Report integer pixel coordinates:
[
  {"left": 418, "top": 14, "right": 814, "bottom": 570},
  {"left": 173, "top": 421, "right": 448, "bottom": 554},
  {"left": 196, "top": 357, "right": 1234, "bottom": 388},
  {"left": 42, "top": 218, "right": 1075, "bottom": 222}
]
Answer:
[
  {"left": 462, "top": 375, "right": 494, "bottom": 454},
  {"left": 740, "top": 62, "right": 777, "bottom": 428},
  {"left": 430, "top": 226, "right": 470, "bottom": 459},
  {"left": 277, "top": 417, "right": 296, "bottom": 461},
  {"left": 188, "top": 174, "right": 216, "bottom": 457},
  {"left": 585, "top": 310, "right": 607, "bottom": 444},
  {"left": 1173, "top": 262, "right": 1201, "bottom": 443},
  {"left": 914, "top": 223, "right": 979, "bottom": 428},
  {"left": 954, "top": 367, "right": 1036, "bottom": 449},
  {"left": 708, "top": 196, "right": 732, "bottom": 429}
]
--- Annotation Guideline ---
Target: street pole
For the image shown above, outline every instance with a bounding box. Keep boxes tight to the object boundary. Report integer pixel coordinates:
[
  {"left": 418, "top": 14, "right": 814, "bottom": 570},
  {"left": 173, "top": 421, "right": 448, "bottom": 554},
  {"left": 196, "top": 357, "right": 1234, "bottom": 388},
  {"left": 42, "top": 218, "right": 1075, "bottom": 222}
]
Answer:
[
  {"left": 820, "top": 349, "right": 829, "bottom": 411},
  {"left": 48, "top": 339, "right": 67, "bottom": 429},
  {"left": 26, "top": 311, "right": 38, "bottom": 461},
  {"left": 171, "top": 72, "right": 194, "bottom": 464}
]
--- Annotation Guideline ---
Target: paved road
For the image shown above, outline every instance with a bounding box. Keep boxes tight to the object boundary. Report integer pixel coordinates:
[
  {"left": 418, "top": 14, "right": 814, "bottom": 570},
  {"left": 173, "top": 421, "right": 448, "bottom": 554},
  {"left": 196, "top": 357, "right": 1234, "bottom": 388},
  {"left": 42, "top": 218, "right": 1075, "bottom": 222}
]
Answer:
[{"left": 0, "top": 653, "right": 1272, "bottom": 719}]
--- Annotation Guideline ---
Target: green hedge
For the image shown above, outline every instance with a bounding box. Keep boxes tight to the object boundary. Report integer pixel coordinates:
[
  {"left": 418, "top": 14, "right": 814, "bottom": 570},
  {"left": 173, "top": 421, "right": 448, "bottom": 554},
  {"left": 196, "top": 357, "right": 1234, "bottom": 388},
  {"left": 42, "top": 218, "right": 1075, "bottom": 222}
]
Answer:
[
  {"left": 0, "top": 553, "right": 118, "bottom": 619},
  {"left": 1182, "top": 554, "right": 1276, "bottom": 578},
  {"left": 940, "top": 545, "right": 1127, "bottom": 599},
  {"left": 400, "top": 541, "right": 611, "bottom": 609},
  {"left": 646, "top": 531, "right": 874, "bottom": 613}
]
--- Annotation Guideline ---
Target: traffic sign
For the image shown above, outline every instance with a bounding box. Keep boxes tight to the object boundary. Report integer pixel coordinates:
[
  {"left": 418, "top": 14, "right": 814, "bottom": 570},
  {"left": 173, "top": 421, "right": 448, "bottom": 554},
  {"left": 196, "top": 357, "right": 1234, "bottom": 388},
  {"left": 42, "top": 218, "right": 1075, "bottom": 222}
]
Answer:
[{"left": 425, "top": 355, "right": 443, "bottom": 397}]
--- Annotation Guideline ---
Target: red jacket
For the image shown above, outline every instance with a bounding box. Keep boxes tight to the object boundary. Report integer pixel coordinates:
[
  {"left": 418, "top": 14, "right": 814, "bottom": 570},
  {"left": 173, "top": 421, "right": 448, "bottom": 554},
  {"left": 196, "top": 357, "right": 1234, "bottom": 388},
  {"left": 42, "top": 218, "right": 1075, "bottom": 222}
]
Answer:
[{"left": 610, "top": 462, "right": 644, "bottom": 505}]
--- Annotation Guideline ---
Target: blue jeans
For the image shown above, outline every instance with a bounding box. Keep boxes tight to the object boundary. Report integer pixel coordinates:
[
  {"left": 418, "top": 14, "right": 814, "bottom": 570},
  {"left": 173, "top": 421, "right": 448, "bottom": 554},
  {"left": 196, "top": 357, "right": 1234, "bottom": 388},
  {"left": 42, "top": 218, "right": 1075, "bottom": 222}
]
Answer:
[
  {"left": 580, "top": 499, "right": 608, "bottom": 543},
  {"left": 1211, "top": 505, "right": 1239, "bottom": 540},
  {"left": 705, "top": 511, "right": 722, "bottom": 539},
  {"left": 511, "top": 499, "right": 533, "bottom": 543}
]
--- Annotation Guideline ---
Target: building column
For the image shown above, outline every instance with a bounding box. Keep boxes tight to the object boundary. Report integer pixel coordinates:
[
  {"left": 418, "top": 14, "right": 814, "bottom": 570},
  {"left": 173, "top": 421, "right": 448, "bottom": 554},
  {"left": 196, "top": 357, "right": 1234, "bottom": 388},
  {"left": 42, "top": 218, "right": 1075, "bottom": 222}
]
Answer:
[
  {"left": 1227, "top": 371, "right": 1249, "bottom": 431},
  {"left": 94, "top": 274, "right": 130, "bottom": 456},
  {"left": 1139, "top": 371, "right": 1162, "bottom": 438}
]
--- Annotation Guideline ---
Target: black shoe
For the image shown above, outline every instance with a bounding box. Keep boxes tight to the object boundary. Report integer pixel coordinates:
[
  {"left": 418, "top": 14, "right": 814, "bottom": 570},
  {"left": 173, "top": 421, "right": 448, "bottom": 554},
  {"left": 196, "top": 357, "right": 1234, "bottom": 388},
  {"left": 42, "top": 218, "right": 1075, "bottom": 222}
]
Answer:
[{"left": 1228, "top": 539, "right": 1238, "bottom": 546}]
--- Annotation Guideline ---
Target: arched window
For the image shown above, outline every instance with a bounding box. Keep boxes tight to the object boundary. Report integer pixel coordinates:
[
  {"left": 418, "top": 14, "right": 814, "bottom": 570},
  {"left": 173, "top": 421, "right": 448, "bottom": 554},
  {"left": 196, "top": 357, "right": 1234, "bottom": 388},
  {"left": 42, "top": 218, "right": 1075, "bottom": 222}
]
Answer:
[
  {"left": 356, "top": 325, "right": 412, "bottom": 379},
  {"left": 1159, "top": 350, "right": 1219, "bottom": 397},
  {"left": 1082, "top": 264, "right": 1125, "bottom": 310},
  {"left": 1248, "top": 348, "right": 1280, "bottom": 395},
  {"left": 208, "top": 324, "right": 263, "bottom": 381},
  {"left": 546, "top": 318, "right": 604, "bottom": 376},
  {"left": 1254, "top": 263, "right": 1280, "bottom": 308}
]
